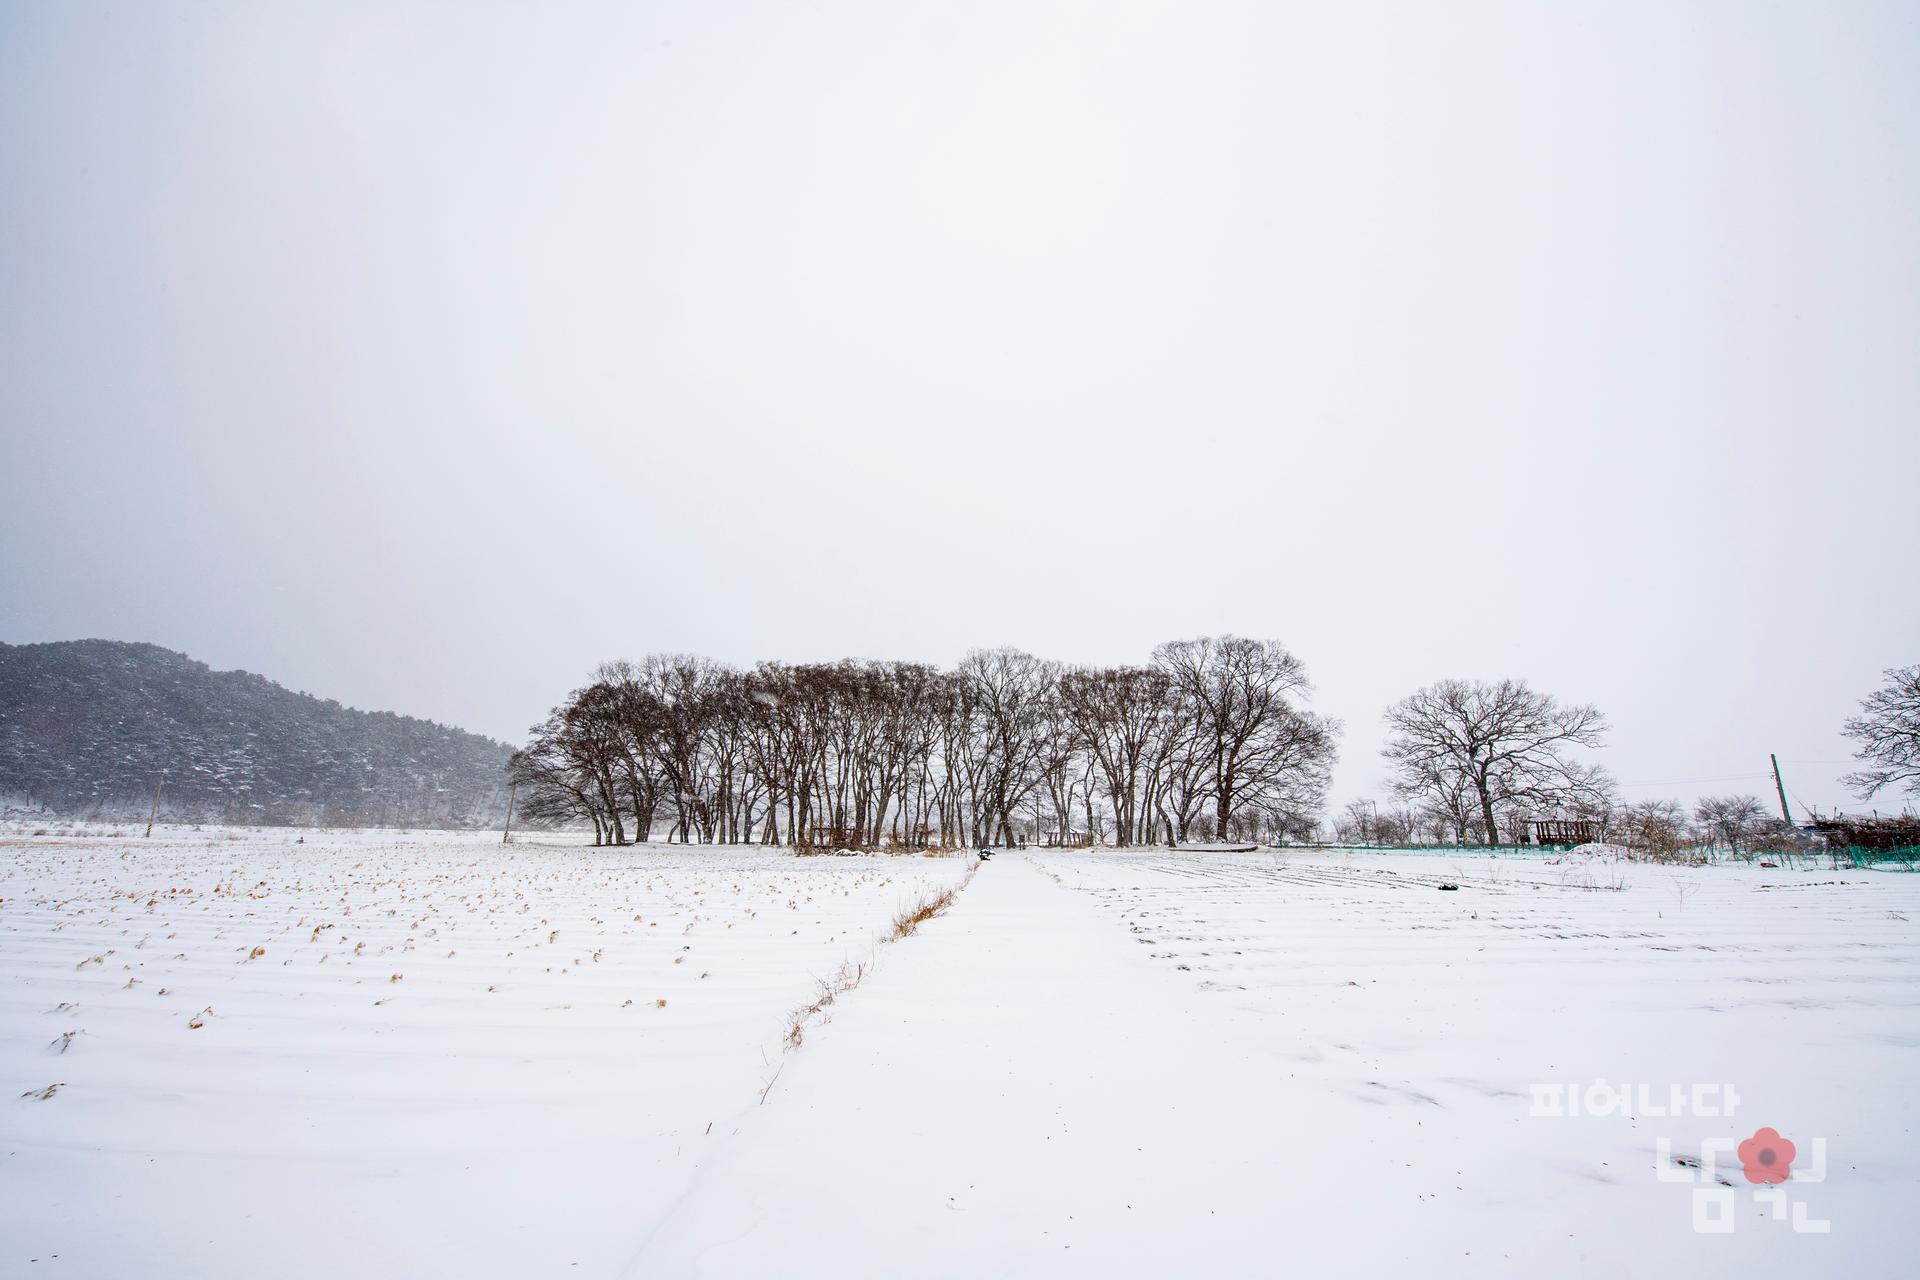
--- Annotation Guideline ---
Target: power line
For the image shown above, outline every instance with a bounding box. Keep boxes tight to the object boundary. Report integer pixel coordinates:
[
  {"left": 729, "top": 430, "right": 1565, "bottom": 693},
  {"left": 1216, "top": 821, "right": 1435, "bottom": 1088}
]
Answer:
[{"left": 1612, "top": 772, "right": 1774, "bottom": 790}]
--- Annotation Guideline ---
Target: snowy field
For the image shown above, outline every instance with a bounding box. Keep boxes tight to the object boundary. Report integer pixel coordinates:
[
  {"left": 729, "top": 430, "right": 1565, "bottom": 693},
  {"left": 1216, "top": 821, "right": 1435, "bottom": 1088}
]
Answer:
[
  {"left": 4, "top": 833, "right": 1917, "bottom": 1276},
  {"left": 0, "top": 827, "right": 968, "bottom": 1276}
]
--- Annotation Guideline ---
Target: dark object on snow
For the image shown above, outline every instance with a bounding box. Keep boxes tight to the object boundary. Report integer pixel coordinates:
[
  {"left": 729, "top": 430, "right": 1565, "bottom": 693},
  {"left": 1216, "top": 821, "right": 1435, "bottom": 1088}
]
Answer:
[
  {"left": 1437, "top": 882, "right": 1459, "bottom": 891},
  {"left": 977, "top": 848, "right": 994, "bottom": 861}
]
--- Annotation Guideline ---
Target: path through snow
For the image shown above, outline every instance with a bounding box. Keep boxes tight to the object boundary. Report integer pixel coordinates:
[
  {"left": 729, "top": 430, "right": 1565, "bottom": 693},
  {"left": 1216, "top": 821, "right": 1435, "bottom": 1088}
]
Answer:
[{"left": 632, "top": 850, "right": 1916, "bottom": 1277}]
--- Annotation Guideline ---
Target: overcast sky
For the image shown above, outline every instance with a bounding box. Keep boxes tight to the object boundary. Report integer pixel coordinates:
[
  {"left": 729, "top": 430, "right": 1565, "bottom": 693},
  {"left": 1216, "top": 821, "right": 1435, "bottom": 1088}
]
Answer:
[{"left": 2, "top": 1, "right": 1915, "bottom": 818}]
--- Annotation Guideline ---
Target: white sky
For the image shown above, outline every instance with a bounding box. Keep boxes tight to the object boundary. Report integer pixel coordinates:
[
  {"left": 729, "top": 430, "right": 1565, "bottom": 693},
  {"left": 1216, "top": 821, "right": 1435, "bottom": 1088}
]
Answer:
[{"left": 2, "top": 1, "right": 1915, "bottom": 818}]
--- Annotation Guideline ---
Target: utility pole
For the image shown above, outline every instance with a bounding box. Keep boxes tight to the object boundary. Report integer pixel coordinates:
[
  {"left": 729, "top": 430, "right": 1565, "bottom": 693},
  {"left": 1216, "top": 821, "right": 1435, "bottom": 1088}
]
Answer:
[
  {"left": 145, "top": 778, "right": 163, "bottom": 838},
  {"left": 1771, "top": 754, "right": 1793, "bottom": 826},
  {"left": 501, "top": 782, "right": 517, "bottom": 845}
]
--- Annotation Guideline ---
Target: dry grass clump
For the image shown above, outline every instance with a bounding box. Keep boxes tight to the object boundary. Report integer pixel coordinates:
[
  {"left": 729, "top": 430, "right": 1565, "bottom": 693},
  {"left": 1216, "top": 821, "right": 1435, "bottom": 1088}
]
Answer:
[
  {"left": 781, "top": 862, "right": 977, "bottom": 1054},
  {"left": 783, "top": 958, "right": 868, "bottom": 1050},
  {"left": 889, "top": 883, "right": 961, "bottom": 940}
]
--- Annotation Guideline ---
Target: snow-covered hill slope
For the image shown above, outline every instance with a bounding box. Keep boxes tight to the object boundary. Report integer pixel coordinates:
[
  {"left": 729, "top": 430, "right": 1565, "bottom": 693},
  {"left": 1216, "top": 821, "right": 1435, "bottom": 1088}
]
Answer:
[{"left": 0, "top": 640, "right": 511, "bottom": 825}]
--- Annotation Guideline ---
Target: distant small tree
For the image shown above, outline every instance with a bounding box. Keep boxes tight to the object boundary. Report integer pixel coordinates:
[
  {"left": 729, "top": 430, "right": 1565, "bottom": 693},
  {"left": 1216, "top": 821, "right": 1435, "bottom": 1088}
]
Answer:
[
  {"left": 1617, "top": 798, "right": 1689, "bottom": 859},
  {"left": 1694, "top": 794, "right": 1763, "bottom": 856},
  {"left": 1746, "top": 815, "right": 1808, "bottom": 857},
  {"left": 1843, "top": 664, "right": 1920, "bottom": 800},
  {"left": 1337, "top": 799, "right": 1378, "bottom": 845}
]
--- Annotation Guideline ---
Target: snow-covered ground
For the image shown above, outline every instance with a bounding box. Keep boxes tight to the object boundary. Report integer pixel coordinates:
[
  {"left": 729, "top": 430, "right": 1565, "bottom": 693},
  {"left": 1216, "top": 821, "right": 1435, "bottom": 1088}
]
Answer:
[
  {"left": 5, "top": 833, "right": 1916, "bottom": 1276},
  {"left": 0, "top": 827, "right": 968, "bottom": 1276}
]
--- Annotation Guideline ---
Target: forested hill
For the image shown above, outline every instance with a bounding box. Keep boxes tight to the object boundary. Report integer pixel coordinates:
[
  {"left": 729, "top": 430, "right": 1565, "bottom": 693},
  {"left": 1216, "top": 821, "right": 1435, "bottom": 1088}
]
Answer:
[{"left": 0, "top": 640, "right": 513, "bottom": 825}]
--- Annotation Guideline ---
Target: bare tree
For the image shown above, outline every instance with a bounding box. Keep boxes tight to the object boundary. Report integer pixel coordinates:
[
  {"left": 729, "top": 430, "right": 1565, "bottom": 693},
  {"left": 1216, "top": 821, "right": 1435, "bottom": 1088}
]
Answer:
[
  {"left": 509, "top": 696, "right": 631, "bottom": 844},
  {"left": 1392, "top": 754, "right": 1483, "bottom": 844},
  {"left": 1058, "top": 665, "right": 1175, "bottom": 845},
  {"left": 1617, "top": 798, "right": 1689, "bottom": 859},
  {"left": 637, "top": 654, "right": 726, "bottom": 842},
  {"left": 1843, "top": 664, "right": 1920, "bottom": 800},
  {"left": 588, "top": 660, "right": 667, "bottom": 840},
  {"left": 1154, "top": 636, "right": 1339, "bottom": 842},
  {"left": 1382, "top": 678, "right": 1610, "bottom": 846},
  {"left": 954, "top": 648, "right": 1060, "bottom": 847},
  {"left": 1338, "top": 799, "right": 1379, "bottom": 845},
  {"left": 1694, "top": 794, "right": 1763, "bottom": 856}
]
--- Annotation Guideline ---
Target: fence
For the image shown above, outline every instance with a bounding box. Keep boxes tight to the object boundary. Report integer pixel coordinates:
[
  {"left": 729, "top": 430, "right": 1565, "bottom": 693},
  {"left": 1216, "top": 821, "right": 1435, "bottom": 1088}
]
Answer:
[{"left": 1838, "top": 845, "right": 1920, "bottom": 869}]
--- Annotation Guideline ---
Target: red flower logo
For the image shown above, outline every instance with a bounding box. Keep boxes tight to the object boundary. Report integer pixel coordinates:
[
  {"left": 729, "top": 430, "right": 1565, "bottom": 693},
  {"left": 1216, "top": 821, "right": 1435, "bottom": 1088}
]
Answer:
[{"left": 1737, "top": 1127, "right": 1797, "bottom": 1185}]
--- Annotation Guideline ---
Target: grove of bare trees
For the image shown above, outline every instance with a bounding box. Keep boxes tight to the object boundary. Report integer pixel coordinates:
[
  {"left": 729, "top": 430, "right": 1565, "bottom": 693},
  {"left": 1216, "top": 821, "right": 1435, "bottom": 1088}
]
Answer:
[
  {"left": 511, "top": 638, "right": 1340, "bottom": 847},
  {"left": 512, "top": 655, "right": 1919, "bottom": 854}
]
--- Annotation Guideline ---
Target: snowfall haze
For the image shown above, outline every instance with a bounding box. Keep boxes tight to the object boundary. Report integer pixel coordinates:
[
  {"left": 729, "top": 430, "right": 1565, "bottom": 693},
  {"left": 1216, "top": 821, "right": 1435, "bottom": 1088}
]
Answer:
[{"left": 1, "top": 0, "right": 1916, "bottom": 813}]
